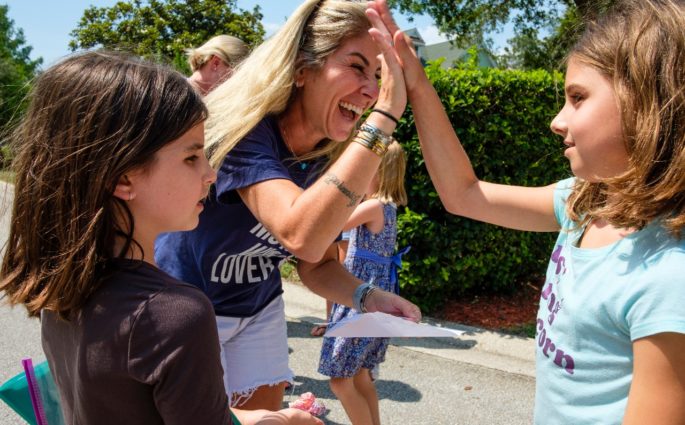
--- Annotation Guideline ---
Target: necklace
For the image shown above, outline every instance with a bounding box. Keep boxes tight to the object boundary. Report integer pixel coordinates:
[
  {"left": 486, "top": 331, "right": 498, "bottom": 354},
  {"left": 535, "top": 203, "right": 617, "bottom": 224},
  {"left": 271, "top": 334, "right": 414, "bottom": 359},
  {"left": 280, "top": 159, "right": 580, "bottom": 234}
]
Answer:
[{"left": 279, "top": 120, "right": 308, "bottom": 170}]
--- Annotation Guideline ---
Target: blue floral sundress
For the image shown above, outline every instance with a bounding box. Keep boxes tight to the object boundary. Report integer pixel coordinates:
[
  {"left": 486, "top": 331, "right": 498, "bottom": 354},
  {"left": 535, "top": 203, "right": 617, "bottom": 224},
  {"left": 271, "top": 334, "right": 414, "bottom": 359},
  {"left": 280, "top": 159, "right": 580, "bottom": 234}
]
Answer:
[{"left": 318, "top": 202, "right": 402, "bottom": 378}]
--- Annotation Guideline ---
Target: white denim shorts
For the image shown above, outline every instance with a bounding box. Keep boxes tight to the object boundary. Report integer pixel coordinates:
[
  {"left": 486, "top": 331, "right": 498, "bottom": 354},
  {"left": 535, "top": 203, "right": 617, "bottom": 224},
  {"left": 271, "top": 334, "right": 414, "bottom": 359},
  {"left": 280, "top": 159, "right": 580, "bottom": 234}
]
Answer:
[{"left": 216, "top": 295, "right": 294, "bottom": 406}]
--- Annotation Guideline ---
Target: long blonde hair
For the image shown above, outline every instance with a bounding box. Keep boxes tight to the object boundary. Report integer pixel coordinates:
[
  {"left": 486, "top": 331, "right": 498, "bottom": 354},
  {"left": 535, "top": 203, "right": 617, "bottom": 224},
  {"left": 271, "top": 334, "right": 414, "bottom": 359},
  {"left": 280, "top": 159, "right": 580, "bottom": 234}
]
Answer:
[
  {"left": 371, "top": 142, "right": 407, "bottom": 206},
  {"left": 204, "top": 0, "right": 369, "bottom": 168},
  {"left": 566, "top": 0, "right": 685, "bottom": 237}
]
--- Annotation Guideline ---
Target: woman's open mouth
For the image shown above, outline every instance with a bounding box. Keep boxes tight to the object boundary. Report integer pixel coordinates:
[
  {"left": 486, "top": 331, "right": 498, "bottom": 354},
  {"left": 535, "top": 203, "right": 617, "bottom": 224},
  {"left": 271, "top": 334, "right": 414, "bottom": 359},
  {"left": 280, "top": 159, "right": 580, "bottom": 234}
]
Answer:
[{"left": 339, "top": 101, "right": 363, "bottom": 121}]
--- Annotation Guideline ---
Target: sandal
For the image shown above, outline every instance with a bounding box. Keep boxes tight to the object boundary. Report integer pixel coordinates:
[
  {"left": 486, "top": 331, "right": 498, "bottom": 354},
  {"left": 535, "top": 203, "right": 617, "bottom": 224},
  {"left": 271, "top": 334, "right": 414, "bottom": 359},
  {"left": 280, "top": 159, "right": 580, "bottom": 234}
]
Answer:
[{"left": 310, "top": 324, "right": 328, "bottom": 337}]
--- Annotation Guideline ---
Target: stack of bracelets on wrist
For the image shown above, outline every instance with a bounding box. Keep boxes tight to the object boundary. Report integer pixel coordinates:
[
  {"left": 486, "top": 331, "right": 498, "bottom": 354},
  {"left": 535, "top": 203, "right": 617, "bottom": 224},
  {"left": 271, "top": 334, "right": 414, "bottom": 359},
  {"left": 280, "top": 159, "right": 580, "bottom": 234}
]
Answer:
[
  {"left": 353, "top": 281, "right": 379, "bottom": 313},
  {"left": 353, "top": 122, "right": 394, "bottom": 157}
]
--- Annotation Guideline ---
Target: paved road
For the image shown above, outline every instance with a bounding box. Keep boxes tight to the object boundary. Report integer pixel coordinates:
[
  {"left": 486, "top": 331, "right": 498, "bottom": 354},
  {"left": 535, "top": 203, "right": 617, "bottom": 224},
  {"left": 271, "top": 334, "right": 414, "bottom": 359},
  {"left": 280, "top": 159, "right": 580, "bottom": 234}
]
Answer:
[
  {"left": 284, "top": 320, "right": 535, "bottom": 424},
  {"left": 0, "top": 181, "right": 536, "bottom": 424},
  {"left": 283, "top": 282, "right": 535, "bottom": 424},
  {"left": 0, "top": 307, "right": 535, "bottom": 425}
]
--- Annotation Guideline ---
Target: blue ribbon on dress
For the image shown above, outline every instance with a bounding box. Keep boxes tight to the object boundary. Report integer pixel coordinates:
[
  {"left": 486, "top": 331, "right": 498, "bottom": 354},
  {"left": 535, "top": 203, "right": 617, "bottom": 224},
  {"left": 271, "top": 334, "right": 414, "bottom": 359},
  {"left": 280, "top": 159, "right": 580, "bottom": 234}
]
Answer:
[{"left": 347, "top": 245, "right": 411, "bottom": 286}]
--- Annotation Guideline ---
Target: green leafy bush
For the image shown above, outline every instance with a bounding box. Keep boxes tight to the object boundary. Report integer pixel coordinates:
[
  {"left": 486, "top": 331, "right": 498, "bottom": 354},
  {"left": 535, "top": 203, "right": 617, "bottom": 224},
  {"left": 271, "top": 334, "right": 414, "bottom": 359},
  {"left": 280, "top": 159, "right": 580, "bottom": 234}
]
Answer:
[{"left": 395, "top": 61, "right": 570, "bottom": 311}]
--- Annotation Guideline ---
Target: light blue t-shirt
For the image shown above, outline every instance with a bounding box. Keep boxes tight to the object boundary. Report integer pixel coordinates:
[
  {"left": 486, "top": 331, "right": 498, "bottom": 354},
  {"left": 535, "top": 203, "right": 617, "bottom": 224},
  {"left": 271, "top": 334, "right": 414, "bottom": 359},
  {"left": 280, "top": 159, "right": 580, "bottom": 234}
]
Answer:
[{"left": 534, "top": 178, "right": 685, "bottom": 424}]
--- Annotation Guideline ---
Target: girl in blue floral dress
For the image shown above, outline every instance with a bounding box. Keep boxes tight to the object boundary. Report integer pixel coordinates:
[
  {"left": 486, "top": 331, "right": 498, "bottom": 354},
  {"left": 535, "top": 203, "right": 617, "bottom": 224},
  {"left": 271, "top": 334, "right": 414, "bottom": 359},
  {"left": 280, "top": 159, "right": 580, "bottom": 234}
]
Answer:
[{"left": 318, "top": 142, "right": 408, "bottom": 425}]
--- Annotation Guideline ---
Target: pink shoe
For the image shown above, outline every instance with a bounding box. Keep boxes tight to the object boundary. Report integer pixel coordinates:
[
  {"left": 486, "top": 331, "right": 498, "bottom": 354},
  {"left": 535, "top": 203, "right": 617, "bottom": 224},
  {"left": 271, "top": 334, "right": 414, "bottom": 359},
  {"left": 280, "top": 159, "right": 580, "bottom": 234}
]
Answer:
[{"left": 289, "top": 392, "right": 326, "bottom": 417}]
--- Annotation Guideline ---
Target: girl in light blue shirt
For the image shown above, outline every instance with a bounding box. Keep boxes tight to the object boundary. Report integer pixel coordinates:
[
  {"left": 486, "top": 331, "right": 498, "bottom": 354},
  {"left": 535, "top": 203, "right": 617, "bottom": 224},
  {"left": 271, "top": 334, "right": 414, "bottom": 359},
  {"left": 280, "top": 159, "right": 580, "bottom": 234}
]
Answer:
[{"left": 366, "top": 0, "right": 685, "bottom": 423}]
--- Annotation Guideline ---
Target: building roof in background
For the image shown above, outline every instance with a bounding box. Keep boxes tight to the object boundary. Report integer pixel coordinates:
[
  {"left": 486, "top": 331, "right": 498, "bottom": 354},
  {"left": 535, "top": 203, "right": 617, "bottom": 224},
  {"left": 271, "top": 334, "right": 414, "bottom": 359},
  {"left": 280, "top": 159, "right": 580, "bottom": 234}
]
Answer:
[
  {"left": 404, "top": 28, "right": 497, "bottom": 69},
  {"left": 403, "top": 28, "right": 426, "bottom": 47}
]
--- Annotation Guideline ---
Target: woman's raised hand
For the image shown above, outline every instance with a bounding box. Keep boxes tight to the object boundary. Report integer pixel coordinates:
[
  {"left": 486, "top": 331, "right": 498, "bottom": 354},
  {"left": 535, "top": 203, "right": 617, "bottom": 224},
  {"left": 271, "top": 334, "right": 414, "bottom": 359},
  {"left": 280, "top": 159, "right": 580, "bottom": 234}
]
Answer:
[
  {"left": 366, "top": 0, "right": 429, "bottom": 95},
  {"left": 365, "top": 1, "right": 407, "bottom": 121}
]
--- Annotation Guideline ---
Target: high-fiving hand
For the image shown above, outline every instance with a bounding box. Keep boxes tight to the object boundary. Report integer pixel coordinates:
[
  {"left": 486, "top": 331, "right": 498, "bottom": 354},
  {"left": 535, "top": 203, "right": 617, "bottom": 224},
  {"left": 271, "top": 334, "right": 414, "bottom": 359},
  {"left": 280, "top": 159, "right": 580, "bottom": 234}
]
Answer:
[
  {"left": 364, "top": 0, "right": 407, "bottom": 119},
  {"left": 366, "top": 0, "right": 429, "bottom": 94}
]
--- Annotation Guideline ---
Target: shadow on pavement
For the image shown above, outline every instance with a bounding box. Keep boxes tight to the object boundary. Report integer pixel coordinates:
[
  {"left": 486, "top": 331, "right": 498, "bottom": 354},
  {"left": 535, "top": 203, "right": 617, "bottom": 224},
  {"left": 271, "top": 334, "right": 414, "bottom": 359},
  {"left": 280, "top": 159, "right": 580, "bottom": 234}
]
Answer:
[
  {"left": 286, "top": 319, "right": 425, "bottom": 424},
  {"left": 376, "top": 379, "right": 421, "bottom": 402}
]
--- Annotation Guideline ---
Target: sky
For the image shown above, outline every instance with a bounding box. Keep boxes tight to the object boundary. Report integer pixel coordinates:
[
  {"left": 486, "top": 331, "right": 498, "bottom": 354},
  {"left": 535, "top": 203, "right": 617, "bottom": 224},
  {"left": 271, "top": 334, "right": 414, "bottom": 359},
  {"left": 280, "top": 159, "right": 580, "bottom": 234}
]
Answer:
[{"left": 3, "top": 0, "right": 513, "bottom": 68}]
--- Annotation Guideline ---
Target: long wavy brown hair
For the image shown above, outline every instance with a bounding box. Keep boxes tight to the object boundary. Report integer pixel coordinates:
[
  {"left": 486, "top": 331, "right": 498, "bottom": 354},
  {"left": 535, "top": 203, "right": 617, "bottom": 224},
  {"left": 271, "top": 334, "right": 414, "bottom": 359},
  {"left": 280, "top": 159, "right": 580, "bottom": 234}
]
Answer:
[
  {"left": 0, "top": 51, "right": 207, "bottom": 318},
  {"left": 565, "top": 0, "right": 685, "bottom": 238}
]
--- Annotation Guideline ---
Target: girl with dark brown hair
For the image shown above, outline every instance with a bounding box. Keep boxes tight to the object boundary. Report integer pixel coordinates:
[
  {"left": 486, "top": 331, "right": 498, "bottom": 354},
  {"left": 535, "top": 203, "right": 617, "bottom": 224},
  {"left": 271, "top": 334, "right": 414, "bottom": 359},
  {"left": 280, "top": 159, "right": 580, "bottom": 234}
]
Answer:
[{"left": 0, "top": 51, "right": 321, "bottom": 425}]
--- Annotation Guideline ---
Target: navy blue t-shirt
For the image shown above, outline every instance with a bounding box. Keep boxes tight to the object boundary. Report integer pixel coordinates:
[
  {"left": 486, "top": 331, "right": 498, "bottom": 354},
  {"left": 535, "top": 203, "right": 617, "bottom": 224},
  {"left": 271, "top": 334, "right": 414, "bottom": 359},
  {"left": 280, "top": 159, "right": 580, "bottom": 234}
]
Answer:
[{"left": 155, "top": 116, "right": 319, "bottom": 317}]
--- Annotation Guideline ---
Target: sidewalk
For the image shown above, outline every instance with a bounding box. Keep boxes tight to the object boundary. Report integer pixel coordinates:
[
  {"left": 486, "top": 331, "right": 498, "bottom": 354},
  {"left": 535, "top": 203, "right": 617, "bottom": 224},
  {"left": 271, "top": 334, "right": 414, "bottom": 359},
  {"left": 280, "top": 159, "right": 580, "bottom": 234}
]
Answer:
[{"left": 283, "top": 279, "right": 536, "bottom": 378}]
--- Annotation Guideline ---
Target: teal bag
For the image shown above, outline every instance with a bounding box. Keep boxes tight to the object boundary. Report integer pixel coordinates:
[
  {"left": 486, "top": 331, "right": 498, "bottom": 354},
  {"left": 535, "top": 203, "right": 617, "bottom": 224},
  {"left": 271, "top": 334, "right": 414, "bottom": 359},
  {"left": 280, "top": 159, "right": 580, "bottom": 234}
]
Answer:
[
  {"left": 0, "top": 360, "right": 65, "bottom": 425},
  {"left": 1, "top": 360, "right": 240, "bottom": 425}
]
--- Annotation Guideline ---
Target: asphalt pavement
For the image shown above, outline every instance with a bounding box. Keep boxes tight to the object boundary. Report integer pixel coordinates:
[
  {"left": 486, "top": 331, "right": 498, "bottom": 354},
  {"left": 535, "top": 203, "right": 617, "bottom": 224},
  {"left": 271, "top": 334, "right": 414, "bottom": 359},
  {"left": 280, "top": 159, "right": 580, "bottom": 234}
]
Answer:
[
  {"left": 282, "top": 281, "right": 535, "bottom": 424},
  {"left": 0, "top": 181, "right": 536, "bottom": 424}
]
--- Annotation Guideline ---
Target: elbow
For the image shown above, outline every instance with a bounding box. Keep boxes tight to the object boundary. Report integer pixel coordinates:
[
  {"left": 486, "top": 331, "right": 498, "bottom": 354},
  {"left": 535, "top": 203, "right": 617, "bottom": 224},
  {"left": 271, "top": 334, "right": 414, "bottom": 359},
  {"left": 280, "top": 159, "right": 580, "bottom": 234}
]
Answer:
[
  {"left": 281, "top": 238, "right": 326, "bottom": 263},
  {"left": 291, "top": 247, "right": 325, "bottom": 264},
  {"left": 434, "top": 190, "right": 464, "bottom": 216},
  {"left": 430, "top": 182, "right": 461, "bottom": 216},
  {"left": 442, "top": 196, "right": 463, "bottom": 216},
  {"left": 434, "top": 179, "right": 477, "bottom": 217}
]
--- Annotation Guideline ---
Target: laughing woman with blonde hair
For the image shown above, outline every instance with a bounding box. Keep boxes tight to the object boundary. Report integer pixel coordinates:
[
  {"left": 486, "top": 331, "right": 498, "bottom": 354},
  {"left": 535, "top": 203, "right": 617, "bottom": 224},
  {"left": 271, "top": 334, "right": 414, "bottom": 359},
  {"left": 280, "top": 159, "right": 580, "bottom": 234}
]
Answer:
[{"left": 155, "top": 0, "right": 421, "bottom": 412}]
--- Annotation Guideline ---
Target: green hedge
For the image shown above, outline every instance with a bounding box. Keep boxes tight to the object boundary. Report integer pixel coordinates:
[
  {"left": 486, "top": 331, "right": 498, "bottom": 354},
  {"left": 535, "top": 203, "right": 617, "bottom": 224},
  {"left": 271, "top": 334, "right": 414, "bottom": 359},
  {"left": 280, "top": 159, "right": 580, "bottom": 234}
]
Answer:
[{"left": 395, "top": 61, "right": 571, "bottom": 311}]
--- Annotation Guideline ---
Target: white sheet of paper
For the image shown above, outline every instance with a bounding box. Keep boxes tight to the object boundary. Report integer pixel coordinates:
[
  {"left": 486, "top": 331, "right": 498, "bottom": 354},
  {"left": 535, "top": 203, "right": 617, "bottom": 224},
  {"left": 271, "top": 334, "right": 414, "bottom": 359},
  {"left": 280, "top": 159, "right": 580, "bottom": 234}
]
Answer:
[{"left": 324, "top": 312, "right": 465, "bottom": 337}]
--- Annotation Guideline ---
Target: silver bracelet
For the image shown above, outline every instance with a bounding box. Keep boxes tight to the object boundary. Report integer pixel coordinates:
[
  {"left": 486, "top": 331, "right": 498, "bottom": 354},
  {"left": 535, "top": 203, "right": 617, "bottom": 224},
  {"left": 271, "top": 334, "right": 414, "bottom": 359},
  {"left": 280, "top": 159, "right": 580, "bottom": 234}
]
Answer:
[
  {"left": 353, "top": 281, "right": 377, "bottom": 312},
  {"left": 353, "top": 132, "right": 384, "bottom": 157},
  {"left": 360, "top": 284, "right": 379, "bottom": 313},
  {"left": 359, "top": 123, "right": 394, "bottom": 148}
]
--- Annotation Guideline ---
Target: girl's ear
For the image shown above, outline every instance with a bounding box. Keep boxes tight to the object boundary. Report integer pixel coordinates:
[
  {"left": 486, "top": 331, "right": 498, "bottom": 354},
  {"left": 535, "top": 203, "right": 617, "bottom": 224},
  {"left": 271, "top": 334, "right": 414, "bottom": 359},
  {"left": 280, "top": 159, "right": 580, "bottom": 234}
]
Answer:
[{"left": 113, "top": 175, "right": 135, "bottom": 202}]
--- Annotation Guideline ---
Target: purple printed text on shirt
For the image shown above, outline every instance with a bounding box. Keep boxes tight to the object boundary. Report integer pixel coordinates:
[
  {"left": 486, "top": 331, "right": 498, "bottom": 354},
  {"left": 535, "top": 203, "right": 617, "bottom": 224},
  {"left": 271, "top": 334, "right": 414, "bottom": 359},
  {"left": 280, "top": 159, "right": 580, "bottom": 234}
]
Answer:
[{"left": 535, "top": 244, "right": 575, "bottom": 375}]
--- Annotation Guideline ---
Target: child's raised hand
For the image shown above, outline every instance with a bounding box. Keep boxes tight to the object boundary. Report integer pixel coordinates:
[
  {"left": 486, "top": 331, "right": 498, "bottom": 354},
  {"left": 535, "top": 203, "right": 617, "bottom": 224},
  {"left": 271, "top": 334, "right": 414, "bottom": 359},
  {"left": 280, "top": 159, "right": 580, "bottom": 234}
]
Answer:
[{"left": 366, "top": 290, "right": 422, "bottom": 322}]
